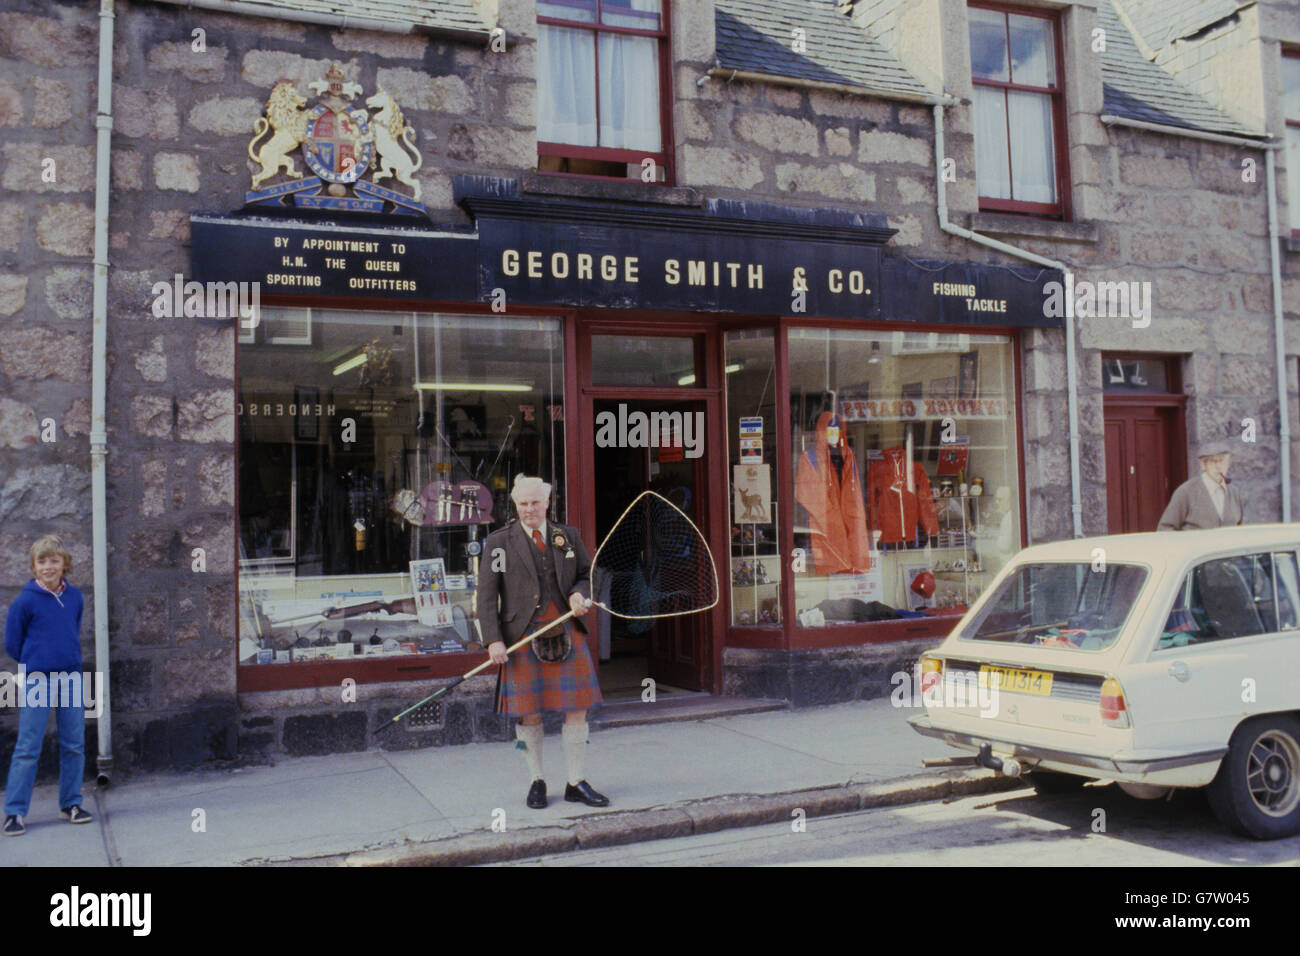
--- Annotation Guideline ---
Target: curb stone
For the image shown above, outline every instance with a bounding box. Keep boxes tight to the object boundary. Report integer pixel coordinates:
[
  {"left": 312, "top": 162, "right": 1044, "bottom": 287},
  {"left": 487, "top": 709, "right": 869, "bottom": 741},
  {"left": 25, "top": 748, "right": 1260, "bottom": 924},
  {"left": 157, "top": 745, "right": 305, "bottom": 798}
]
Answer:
[{"left": 341, "top": 770, "right": 1024, "bottom": 866}]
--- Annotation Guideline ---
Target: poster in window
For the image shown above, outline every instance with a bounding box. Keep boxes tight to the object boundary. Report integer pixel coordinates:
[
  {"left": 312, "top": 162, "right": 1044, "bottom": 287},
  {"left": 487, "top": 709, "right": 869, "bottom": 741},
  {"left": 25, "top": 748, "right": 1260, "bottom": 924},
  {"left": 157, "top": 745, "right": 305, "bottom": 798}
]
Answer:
[
  {"left": 733, "top": 464, "right": 772, "bottom": 524},
  {"left": 958, "top": 351, "right": 979, "bottom": 399},
  {"left": 410, "top": 558, "right": 453, "bottom": 628},
  {"left": 936, "top": 436, "right": 970, "bottom": 476}
]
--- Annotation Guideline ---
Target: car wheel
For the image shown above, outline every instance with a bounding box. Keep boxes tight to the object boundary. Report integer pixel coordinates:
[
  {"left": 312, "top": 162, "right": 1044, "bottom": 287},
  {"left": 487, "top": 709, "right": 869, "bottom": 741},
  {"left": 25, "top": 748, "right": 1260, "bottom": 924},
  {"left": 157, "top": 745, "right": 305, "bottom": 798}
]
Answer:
[
  {"left": 1025, "top": 770, "right": 1087, "bottom": 794},
  {"left": 1207, "top": 715, "right": 1300, "bottom": 840}
]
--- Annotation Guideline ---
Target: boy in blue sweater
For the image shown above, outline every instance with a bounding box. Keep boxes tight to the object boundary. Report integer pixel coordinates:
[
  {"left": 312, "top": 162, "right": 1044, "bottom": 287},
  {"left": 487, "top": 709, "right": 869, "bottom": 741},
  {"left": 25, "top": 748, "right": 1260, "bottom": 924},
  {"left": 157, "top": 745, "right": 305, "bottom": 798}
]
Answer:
[{"left": 3, "top": 535, "right": 93, "bottom": 835}]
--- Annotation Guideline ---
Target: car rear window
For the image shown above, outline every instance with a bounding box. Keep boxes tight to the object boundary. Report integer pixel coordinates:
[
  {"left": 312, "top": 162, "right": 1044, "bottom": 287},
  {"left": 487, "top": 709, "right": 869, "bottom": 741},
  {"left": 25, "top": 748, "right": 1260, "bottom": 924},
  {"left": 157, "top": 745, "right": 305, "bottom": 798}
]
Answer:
[{"left": 963, "top": 562, "right": 1149, "bottom": 650}]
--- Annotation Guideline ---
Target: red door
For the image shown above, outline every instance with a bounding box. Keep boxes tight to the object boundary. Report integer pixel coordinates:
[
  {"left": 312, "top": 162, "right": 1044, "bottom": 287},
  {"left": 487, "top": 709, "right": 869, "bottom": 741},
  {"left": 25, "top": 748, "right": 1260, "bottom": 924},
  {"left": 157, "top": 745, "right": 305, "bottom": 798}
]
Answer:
[{"left": 1103, "top": 401, "right": 1185, "bottom": 532}]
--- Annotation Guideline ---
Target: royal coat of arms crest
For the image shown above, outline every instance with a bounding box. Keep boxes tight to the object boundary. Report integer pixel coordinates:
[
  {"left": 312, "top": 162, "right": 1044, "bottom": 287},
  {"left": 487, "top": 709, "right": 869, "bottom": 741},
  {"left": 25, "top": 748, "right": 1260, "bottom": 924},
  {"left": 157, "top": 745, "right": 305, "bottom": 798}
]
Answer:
[{"left": 246, "top": 64, "right": 426, "bottom": 215}]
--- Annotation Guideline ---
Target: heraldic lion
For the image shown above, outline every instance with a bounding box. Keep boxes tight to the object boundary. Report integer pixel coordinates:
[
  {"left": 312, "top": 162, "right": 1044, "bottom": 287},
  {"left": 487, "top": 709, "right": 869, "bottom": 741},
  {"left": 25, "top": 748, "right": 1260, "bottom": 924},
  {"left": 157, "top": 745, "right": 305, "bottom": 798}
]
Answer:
[
  {"left": 248, "top": 80, "right": 310, "bottom": 190},
  {"left": 365, "top": 89, "right": 423, "bottom": 201}
]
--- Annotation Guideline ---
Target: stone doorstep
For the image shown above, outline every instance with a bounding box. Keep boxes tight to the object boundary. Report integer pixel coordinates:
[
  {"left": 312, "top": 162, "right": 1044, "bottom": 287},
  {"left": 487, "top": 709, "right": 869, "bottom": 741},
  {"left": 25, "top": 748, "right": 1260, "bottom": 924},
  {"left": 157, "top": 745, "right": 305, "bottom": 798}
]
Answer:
[
  {"left": 590, "top": 694, "right": 789, "bottom": 730},
  {"left": 328, "top": 770, "right": 1025, "bottom": 868}
]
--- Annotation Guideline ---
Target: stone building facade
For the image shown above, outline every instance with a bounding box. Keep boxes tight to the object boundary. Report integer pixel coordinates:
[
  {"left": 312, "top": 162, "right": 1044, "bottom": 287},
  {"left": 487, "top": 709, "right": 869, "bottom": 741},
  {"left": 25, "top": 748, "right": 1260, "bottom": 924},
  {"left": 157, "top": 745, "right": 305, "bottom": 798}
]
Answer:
[{"left": 0, "top": 0, "right": 1296, "bottom": 773}]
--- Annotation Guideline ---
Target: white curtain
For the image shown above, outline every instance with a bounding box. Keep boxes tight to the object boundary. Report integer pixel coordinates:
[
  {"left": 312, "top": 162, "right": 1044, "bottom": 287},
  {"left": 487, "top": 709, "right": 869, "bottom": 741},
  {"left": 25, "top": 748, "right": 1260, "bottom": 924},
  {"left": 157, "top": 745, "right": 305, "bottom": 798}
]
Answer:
[
  {"left": 598, "top": 30, "right": 661, "bottom": 151},
  {"left": 1007, "top": 90, "right": 1055, "bottom": 205},
  {"left": 537, "top": 24, "right": 597, "bottom": 146},
  {"left": 973, "top": 86, "right": 1011, "bottom": 201}
]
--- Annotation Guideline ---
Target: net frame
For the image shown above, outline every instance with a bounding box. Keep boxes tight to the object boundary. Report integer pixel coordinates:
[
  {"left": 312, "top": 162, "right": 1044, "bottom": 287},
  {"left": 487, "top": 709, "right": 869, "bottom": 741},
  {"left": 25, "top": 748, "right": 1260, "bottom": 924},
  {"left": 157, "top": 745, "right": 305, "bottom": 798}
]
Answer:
[{"left": 586, "top": 490, "right": 719, "bottom": 620}]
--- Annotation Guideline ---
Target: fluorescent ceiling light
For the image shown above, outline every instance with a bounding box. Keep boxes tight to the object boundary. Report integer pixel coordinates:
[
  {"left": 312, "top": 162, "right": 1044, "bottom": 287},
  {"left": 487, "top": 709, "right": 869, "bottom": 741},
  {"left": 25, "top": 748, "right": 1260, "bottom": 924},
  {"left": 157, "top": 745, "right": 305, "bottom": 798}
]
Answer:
[
  {"left": 414, "top": 382, "right": 533, "bottom": 392},
  {"left": 678, "top": 364, "right": 741, "bottom": 386},
  {"left": 332, "top": 353, "right": 367, "bottom": 376}
]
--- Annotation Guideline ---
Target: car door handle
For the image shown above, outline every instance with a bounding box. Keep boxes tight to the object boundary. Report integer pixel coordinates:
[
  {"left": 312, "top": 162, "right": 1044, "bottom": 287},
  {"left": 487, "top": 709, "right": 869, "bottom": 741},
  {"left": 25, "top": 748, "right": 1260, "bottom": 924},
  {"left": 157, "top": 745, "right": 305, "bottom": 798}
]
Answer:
[{"left": 1167, "top": 661, "right": 1190, "bottom": 682}]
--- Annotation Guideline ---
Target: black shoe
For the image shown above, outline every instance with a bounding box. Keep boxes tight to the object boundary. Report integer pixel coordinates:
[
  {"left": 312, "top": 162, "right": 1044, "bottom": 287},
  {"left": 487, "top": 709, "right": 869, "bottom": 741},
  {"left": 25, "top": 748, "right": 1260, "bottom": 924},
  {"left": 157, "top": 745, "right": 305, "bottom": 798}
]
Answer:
[
  {"left": 61, "top": 806, "right": 93, "bottom": 824},
  {"left": 526, "top": 779, "right": 547, "bottom": 810},
  {"left": 564, "top": 780, "right": 609, "bottom": 807},
  {"left": 2, "top": 815, "right": 24, "bottom": 836}
]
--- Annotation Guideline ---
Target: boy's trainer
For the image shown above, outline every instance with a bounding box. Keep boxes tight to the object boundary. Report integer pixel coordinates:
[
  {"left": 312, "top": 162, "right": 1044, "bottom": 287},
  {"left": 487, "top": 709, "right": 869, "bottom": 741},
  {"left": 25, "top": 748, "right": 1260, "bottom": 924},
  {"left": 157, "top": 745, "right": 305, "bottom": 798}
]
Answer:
[
  {"left": 60, "top": 805, "right": 92, "bottom": 824},
  {"left": 3, "top": 814, "right": 24, "bottom": 836}
]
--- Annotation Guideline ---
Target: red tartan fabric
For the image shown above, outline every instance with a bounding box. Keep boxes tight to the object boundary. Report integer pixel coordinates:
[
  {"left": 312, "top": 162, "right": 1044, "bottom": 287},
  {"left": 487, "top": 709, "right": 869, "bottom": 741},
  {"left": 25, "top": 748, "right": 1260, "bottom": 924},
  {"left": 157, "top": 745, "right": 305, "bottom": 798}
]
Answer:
[{"left": 494, "top": 617, "right": 602, "bottom": 717}]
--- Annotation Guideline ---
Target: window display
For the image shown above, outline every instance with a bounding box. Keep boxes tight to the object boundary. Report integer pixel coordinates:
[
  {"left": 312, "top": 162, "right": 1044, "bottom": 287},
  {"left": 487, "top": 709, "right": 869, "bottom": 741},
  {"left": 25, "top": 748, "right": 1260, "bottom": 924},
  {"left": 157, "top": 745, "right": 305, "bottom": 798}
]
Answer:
[
  {"left": 237, "top": 308, "right": 566, "bottom": 664},
  {"left": 789, "top": 328, "right": 1021, "bottom": 628},
  {"left": 725, "top": 329, "right": 780, "bottom": 627}
]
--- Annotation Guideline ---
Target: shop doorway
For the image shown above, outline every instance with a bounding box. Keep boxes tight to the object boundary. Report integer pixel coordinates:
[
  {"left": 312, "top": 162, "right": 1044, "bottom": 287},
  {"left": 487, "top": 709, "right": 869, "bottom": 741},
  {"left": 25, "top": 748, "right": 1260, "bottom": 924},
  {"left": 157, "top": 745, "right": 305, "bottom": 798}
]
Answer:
[{"left": 590, "top": 397, "right": 710, "bottom": 698}]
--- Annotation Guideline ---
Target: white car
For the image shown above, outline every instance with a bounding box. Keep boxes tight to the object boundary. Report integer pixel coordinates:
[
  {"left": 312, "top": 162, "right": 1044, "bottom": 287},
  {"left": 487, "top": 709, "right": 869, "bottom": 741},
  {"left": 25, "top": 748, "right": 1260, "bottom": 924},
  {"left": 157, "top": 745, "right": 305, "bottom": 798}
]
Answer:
[{"left": 908, "top": 524, "right": 1300, "bottom": 839}]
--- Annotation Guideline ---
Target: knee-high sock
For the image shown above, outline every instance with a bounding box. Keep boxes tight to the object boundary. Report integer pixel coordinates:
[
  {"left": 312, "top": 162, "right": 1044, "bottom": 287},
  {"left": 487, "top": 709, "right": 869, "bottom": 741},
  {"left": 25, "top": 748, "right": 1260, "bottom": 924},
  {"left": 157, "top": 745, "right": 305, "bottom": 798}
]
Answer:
[
  {"left": 516, "top": 722, "right": 543, "bottom": 782},
  {"left": 561, "top": 722, "right": 589, "bottom": 786}
]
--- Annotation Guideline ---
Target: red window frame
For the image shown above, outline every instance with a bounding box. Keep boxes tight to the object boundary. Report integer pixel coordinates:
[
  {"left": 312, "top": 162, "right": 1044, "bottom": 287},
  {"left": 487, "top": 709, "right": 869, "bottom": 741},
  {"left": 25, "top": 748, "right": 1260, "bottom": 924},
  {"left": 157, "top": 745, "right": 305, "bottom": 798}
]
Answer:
[
  {"left": 1283, "top": 49, "right": 1300, "bottom": 236},
  {"left": 968, "top": 1, "right": 1072, "bottom": 220},
  {"left": 536, "top": 0, "right": 676, "bottom": 185}
]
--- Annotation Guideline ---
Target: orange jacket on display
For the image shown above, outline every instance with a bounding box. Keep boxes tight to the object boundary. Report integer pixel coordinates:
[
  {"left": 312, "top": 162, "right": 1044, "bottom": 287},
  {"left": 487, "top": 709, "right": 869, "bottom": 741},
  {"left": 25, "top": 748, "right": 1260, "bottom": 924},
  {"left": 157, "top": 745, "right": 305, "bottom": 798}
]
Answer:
[
  {"left": 794, "top": 412, "right": 872, "bottom": 573},
  {"left": 867, "top": 444, "right": 939, "bottom": 544}
]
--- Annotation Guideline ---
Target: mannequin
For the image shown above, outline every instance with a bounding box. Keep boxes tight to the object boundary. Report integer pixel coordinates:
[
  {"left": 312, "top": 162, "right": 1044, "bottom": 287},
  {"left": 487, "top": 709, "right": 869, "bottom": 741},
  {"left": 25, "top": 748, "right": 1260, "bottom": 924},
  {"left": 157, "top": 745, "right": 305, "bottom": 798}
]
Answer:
[
  {"left": 795, "top": 411, "right": 871, "bottom": 573},
  {"left": 866, "top": 444, "right": 938, "bottom": 545}
]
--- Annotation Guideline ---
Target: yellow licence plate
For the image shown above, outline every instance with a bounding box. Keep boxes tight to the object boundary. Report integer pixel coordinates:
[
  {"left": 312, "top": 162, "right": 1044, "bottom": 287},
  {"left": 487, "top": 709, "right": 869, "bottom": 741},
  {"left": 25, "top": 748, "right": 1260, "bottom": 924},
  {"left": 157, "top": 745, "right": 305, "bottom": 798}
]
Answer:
[{"left": 980, "top": 665, "right": 1054, "bottom": 696}]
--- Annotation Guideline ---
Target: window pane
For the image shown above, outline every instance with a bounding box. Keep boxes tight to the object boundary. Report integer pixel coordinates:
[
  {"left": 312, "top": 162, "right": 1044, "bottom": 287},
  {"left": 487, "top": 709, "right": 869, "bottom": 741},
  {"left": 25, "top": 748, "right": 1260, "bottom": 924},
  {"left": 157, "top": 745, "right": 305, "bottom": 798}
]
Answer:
[
  {"left": 1275, "top": 552, "right": 1300, "bottom": 630},
  {"left": 537, "top": 24, "right": 598, "bottom": 146},
  {"left": 597, "top": 32, "right": 662, "bottom": 151},
  {"left": 1288, "top": 127, "right": 1300, "bottom": 230},
  {"left": 726, "top": 329, "right": 780, "bottom": 627},
  {"left": 538, "top": 0, "right": 597, "bottom": 23},
  {"left": 591, "top": 335, "right": 696, "bottom": 386},
  {"left": 969, "top": 7, "right": 1010, "bottom": 82},
  {"left": 973, "top": 85, "right": 1011, "bottom": 200},
  {"left": 1102, "top": 357, "right": 1168, "bottom": 393},
  {"left": 1175, "top": 555, "right": 1274, "bottom": 642},
  {"left": 1008, "top": 13, "right": 1056, "bottom": 88},
  {"left": 1282, "top": 55, "right": 1300, "bottom": 119},
  {"left": 788, "top": 329, "right": 1021, "bottom": 627},
  {"left": 238, "top": 311, "right": 566, "bottom": 666},
  {"left": 601, "top": 0, "right": 661, "bottom": 30},
  {"left": 1007, "top": 90, "right": 1056, "bottom": 204},
  {"left": 967, "top": 563, "right": 1148, "bottom": 650}
]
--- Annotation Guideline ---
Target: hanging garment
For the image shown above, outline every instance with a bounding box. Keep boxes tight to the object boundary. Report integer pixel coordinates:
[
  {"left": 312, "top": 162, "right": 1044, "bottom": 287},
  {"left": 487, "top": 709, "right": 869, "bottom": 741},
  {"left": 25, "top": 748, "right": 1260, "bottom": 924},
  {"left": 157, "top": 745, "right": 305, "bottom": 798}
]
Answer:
[
  {"left": 866, "top": 444, "right": 939, "bottom": 545},
  {"left": 794, "top": 411, "right": 871, "bottom": 573}
]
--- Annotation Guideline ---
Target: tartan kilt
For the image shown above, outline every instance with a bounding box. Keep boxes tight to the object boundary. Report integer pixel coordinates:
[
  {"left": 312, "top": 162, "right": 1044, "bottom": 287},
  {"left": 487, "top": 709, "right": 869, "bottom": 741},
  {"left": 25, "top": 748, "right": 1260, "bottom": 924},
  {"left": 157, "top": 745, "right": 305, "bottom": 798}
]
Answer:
[{"left": 494, "top": 619, "right": 603, "bottom": 717}]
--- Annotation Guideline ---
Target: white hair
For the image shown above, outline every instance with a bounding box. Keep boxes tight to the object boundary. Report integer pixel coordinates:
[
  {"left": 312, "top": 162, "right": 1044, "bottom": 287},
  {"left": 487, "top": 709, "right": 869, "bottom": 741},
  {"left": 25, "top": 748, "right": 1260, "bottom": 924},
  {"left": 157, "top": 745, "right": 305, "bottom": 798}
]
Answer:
[{"left": 510, "top": 474, "right": 552, "bottom": 503}]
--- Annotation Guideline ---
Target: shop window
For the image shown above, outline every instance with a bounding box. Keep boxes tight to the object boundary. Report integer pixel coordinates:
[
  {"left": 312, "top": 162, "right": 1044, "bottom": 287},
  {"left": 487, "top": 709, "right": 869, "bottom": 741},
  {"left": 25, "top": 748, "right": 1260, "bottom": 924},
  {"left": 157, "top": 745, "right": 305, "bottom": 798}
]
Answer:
[
  {"left": 1283, "top": 51, "right": 1300, "bottom": 233},
  {"left": 536, "top": 0, "right": 672, "bottom": 183},
  {"left": 725, "top": 328, "right": 780, "bottom": 627},
  {"left": 237, "top": 308, "right": 566, "bottom": 666},
  {"left": 968, "top": 3, "right": 1069, "bottom": 218},
  {"left": 789, "top": 328, "right": 1021, "bottom": 628}
]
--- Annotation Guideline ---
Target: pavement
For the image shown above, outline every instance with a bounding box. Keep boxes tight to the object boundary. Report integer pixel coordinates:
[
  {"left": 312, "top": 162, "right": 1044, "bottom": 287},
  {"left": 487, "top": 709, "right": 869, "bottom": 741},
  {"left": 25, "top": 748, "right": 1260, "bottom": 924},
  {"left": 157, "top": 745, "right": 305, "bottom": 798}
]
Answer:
[{"left": 1, "top": 698, "right": 1020, "bottom": 867}]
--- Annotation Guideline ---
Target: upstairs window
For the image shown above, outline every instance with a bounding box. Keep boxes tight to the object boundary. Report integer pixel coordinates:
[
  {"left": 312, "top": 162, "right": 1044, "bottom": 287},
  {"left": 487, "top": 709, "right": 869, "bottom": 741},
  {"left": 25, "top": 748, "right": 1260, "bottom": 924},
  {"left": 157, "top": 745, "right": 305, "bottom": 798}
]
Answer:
[
  {"left": 536, "top": 0, "right": 672, "bottom": 183},
  {"left": 1283, "top": 51, "right": 1300, "bottom": 233},
  {"left": 969, "top": 3, "right": 1069, "bottom": 218}
]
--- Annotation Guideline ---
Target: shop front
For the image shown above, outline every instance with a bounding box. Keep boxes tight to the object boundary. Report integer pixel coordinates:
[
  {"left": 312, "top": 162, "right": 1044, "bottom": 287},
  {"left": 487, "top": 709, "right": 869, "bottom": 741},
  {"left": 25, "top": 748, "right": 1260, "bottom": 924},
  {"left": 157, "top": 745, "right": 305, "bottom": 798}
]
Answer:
[{"left": 193, "top": 174, "right": 1059, "bottom": 730}]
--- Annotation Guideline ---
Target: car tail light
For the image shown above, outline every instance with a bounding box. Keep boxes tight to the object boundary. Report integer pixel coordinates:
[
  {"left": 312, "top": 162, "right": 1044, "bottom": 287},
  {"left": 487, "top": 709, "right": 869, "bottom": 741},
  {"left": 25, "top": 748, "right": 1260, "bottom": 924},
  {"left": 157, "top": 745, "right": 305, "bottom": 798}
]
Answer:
[
  {"left": 920, "top": 656, "right": 942, "bottom": 695},
  {"left": 1099, "top": 677, "right": 1130, "bottom": 728}
]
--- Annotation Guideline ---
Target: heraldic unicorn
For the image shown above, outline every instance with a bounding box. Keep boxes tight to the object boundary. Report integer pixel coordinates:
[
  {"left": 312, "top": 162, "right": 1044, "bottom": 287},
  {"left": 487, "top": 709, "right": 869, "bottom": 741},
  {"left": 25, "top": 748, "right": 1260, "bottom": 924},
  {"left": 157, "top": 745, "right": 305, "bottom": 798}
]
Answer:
[{"left": 245, "top": 64, "right": 427, "bottom": 215}]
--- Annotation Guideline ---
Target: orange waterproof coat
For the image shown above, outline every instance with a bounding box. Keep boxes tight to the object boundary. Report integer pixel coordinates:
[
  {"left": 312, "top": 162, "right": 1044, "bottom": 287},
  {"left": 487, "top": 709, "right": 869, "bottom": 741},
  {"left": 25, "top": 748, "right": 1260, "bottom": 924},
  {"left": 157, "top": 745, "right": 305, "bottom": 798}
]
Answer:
[
  {"left": 866, "top": 444, "right": 938, "bottom": 544},
  {"left": 794, "top": 412, "right": 872, "bottom": 573}
]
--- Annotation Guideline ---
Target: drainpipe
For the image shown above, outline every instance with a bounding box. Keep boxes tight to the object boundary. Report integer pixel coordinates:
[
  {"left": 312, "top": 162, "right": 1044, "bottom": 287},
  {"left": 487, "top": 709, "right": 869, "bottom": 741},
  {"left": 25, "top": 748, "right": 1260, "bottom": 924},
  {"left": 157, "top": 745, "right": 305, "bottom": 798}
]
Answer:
[
  {"left": 932, "top": 104, "right": 1084, "bottom": 539},
  {"left": 90, "top": 0, "right": 115, "bottom": 786},
  {"left": 1100, "top": 114, "right": 1287, "bottom": 523}
]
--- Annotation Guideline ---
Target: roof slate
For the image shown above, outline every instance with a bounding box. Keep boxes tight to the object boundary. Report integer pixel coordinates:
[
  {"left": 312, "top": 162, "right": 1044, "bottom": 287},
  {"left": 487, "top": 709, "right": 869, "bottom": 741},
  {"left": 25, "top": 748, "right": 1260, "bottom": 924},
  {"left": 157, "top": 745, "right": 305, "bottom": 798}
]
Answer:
[
  {"left": 153, "top": 0, "right": 493, "bottom": 36},
  {"left": 1100, "top": 0, "right": 1255, "bottom": 136},
  {"left": 1116, "top": 0, "right": 1244, "bottom": 50},
  {"left": 715, "top": 0, "right": 930, "bottom": 98}
]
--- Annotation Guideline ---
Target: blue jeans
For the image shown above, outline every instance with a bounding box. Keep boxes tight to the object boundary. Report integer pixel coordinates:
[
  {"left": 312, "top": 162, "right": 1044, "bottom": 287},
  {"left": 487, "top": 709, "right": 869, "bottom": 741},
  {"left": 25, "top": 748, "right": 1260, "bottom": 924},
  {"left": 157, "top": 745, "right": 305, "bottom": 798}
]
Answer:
[{"left": 4, "top": 674, "right": 85, "bottom": 817}]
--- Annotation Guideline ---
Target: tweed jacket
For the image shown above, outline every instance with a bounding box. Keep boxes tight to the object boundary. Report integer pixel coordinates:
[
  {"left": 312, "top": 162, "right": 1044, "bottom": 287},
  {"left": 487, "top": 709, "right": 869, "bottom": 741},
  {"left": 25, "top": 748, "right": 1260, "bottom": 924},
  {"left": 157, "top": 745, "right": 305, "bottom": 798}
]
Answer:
[
  {"left": 476, "top": 519, "right": 592, "bottom": 646},
  {"left": 1157, "top": 476, "right": 1244, "bottom": 531}
]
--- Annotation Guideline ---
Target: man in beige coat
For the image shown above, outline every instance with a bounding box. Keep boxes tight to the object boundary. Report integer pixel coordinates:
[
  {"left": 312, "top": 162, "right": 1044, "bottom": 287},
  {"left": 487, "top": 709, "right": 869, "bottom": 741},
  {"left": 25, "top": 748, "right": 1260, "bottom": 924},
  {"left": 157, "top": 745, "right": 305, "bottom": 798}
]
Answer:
[{"left": 1157, "top": 443, "right": 1244, "bottom": 531}]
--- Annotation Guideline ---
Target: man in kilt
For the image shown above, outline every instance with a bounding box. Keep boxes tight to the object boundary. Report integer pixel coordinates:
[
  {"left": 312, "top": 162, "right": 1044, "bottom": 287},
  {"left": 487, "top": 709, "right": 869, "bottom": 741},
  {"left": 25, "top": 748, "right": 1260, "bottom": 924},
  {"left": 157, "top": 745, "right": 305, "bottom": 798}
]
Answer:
[{"left": 478, "top": 475, "right": 608, "bottom": 810}]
